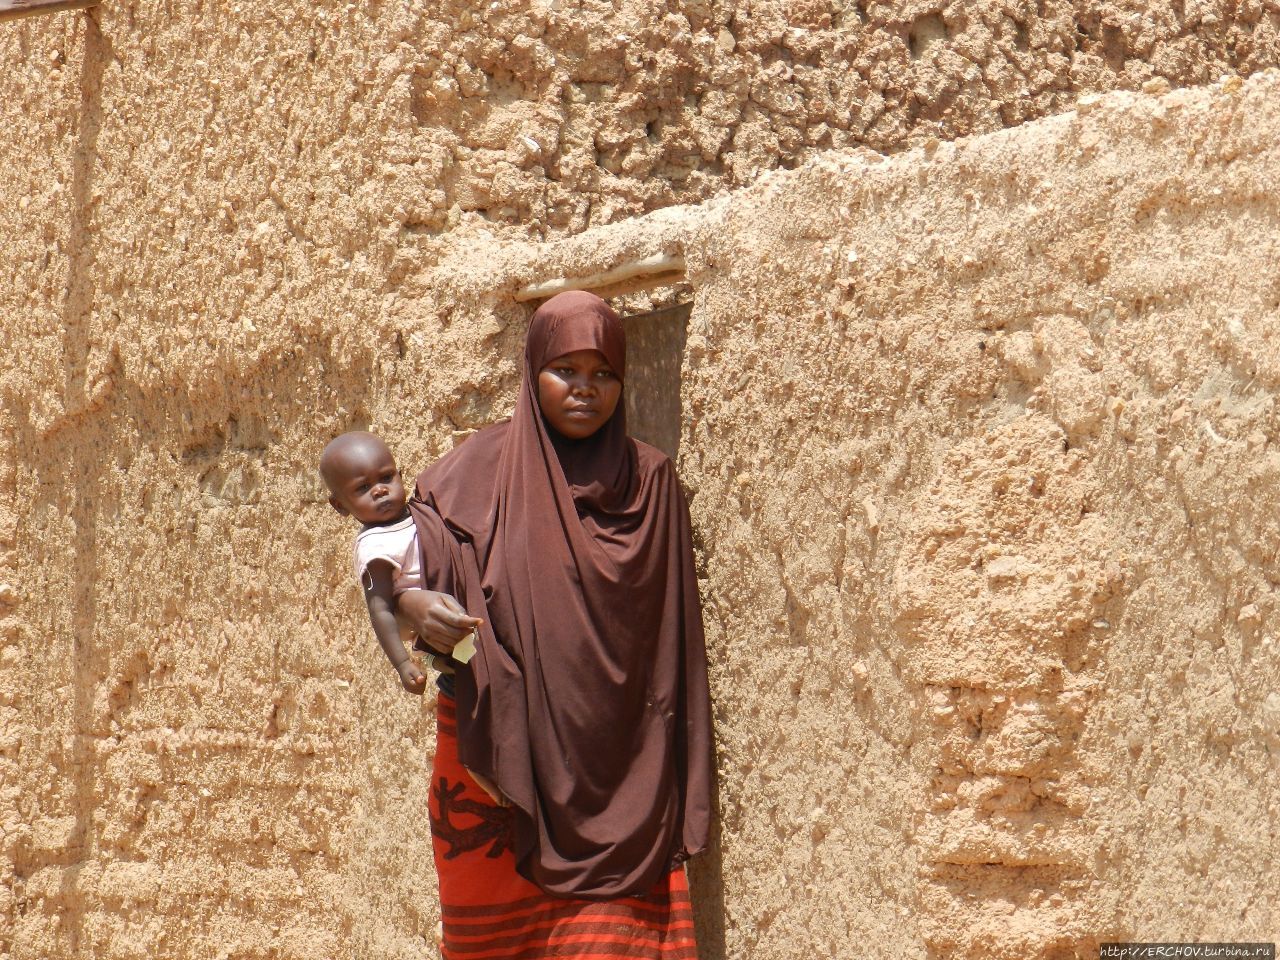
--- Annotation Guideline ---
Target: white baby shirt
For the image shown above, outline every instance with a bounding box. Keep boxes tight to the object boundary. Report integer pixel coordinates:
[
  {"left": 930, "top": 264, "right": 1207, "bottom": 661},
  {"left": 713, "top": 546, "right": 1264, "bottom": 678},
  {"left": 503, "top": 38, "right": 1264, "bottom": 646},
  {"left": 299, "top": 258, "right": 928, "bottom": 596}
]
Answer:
[{"left": 352, "top": 515, "right": 421, "bottom": 591}]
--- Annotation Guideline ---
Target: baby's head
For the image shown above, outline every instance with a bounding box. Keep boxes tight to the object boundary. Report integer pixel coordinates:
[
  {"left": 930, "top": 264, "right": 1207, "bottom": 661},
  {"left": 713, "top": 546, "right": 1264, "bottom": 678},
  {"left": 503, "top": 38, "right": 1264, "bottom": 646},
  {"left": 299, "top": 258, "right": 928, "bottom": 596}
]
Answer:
[{"left": 319, "top": 431, "right": 407, "bottom": 526}]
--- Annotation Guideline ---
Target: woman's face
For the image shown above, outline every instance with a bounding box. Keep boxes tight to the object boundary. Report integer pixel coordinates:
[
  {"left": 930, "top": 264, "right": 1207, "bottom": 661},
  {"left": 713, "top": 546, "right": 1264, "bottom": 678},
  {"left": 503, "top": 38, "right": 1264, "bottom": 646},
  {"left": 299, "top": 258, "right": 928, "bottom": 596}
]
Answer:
[{"left": 537, "top": 349, "right": 622, "bottom": 440}]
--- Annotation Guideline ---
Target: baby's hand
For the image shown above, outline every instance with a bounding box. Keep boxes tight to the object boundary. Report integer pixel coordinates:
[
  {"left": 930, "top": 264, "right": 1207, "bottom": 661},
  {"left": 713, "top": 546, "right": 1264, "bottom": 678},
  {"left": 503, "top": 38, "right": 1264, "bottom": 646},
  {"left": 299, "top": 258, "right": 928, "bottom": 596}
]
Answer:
[{"left": 396, "top": 659, "right": 428, "bottom": 695}]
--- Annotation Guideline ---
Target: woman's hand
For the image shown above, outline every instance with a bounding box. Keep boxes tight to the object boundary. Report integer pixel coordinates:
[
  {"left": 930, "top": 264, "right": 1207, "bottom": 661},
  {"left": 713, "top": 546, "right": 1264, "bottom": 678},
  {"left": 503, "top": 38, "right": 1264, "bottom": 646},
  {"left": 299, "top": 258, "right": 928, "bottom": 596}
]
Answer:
[{"left": 397, "top": 589, "right": 483, "bottom": 656}]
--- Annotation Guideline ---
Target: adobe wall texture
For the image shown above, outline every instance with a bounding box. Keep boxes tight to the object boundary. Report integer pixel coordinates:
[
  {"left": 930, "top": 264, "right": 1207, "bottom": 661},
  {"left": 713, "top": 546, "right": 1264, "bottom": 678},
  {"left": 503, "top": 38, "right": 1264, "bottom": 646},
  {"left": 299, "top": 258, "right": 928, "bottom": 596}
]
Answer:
[
  {"left": 679, "top": 75, "right": 1280, "bottom": 957},
  {"left": 2, "top": 2, "right": 1278, "bottom": 959},
  {"left": 342, "top": 0, "right": 1280, "bottom": 234}
]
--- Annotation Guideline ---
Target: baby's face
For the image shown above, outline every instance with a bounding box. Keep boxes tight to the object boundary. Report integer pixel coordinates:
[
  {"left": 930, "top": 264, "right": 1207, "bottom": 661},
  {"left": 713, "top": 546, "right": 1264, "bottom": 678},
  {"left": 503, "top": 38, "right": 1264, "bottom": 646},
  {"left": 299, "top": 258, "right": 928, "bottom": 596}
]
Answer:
[{"left": 327, "top": 443, "right": 407, "bottom": 526}]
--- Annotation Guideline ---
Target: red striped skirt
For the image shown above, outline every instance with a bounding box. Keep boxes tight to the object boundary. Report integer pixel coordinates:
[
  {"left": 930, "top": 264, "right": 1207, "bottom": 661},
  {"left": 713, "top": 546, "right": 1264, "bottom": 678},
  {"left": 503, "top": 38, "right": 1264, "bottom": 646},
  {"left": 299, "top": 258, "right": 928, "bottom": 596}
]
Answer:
[{"left": 430, "top": 695, "right": 699, "bottom": 960}]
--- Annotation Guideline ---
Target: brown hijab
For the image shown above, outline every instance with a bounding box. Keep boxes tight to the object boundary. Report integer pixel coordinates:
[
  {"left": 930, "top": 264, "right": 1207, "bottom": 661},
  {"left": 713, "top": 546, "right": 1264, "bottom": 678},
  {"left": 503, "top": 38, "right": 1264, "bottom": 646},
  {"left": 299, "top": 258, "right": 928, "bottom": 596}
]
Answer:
[{"left": 407, "top": 291, "right": 714, "bottom": 899}]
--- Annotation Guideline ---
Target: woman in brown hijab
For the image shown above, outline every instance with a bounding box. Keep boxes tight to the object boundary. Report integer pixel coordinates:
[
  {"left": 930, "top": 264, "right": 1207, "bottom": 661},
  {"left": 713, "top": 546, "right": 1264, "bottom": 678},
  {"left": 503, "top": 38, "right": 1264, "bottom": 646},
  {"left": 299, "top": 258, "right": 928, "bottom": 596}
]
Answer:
[{"left": 396, "top": 290, "right": 714, "bottom": 959}]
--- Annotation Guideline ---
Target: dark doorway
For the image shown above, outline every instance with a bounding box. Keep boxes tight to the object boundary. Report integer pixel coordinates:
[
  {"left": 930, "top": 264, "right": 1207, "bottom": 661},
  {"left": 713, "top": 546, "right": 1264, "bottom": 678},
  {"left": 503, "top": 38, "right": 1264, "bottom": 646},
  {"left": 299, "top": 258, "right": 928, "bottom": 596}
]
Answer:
[{"left": 621, "top": 301, "right": 692, "bottom": 460}]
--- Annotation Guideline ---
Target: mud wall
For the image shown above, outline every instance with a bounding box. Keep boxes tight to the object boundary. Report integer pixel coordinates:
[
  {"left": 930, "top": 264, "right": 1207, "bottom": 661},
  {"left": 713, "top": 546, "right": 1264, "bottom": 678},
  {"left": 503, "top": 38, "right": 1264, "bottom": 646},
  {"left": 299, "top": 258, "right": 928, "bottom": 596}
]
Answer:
[
  {"left": 2, "top": 2, "right": 1279, "bottom": 959},
  {"left": 679, "top": 73, "right": 1280, "bottom": 958},
  {"left": 336, "top": 0, "right": 1280, "bottom": 233}
]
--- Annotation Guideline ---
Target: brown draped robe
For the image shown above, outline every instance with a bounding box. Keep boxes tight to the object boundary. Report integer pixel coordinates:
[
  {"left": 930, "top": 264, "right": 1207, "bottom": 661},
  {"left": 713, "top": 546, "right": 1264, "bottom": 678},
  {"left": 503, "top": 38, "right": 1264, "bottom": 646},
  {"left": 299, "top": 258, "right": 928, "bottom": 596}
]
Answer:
[{"left": 406, "top": 291, "right": 714, "bottom": 899}]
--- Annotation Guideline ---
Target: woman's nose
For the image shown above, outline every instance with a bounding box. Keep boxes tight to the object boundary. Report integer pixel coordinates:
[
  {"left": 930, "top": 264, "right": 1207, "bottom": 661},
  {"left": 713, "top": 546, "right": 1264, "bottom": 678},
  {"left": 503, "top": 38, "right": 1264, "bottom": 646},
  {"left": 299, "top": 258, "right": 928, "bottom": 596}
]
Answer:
[{"left": 571, "top": 377, "right": 595, "bottom": 396}]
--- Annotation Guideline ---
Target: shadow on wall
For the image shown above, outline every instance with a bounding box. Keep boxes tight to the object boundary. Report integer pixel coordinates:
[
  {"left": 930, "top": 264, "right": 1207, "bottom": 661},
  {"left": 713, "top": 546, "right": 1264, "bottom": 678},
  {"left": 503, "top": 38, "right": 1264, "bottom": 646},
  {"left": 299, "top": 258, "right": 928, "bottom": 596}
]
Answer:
[
  {"left": 59, "top": 12, "right": 110, "bottom": 957},
  {"left": 687, "top": 810, "right": 727, "bottom": 960},
  {"left": 10, "top": 333, "right": 387, "bottom": 956}
]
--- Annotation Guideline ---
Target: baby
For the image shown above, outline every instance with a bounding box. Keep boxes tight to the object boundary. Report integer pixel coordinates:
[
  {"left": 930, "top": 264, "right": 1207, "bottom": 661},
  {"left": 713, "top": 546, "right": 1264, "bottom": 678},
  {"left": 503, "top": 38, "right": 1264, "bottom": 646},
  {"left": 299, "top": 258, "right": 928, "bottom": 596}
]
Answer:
[
  {"left": 321, "top": 430, "right": 503, "bottom": 804},
  {"left": 319, "top": 430, "right": 429, "bottom": 694}
]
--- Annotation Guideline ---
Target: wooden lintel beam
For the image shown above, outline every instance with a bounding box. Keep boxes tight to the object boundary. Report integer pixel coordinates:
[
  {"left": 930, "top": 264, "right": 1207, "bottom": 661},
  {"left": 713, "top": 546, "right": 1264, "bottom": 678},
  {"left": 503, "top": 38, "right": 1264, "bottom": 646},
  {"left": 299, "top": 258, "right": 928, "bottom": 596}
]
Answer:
[
  {"left": 514, "top": 253, "right": 686, "bottom": 302},
  {"left": 0, "top": 0, "right": 97, "bottom": 24}
]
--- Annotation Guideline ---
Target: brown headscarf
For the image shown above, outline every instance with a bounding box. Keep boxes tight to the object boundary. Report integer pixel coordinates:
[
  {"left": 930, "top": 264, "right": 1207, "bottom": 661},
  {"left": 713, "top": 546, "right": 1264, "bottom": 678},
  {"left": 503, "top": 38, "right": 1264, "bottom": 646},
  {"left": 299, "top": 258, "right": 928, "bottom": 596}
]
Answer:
[{"left": 407, "top": 291, "right": 714, "bottom": 899}]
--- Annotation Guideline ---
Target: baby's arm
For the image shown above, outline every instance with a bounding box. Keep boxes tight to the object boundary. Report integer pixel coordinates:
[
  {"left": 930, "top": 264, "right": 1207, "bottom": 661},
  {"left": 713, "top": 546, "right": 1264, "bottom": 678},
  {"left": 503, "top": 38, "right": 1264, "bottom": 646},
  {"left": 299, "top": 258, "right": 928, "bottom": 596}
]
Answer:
[{"left": 364, "top": 559, "right": 427, "bottom": 695}]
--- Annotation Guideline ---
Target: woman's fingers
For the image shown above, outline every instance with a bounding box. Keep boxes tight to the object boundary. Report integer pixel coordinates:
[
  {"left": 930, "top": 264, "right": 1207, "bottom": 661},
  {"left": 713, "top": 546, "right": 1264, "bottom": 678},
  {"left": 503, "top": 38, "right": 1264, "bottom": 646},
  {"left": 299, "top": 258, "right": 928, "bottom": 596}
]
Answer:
[
  {"left": 427, "top": 603, "right": 478, "bottom": 638},
  {"left": 438, "top": 593, "right": 484, "bottom": 629},
  {"left": 438, "top": 593, "right": 466, "bottom": 614},
  {"left": 398, "top": 589, "right": 482, "bottom": 651}
]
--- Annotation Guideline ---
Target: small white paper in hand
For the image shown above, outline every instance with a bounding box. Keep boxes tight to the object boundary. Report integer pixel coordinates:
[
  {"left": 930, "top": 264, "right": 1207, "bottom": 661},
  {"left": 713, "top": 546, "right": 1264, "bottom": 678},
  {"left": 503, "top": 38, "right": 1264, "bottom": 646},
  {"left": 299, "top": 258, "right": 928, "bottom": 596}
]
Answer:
[{"left": 452, "top": 629, "right": 478, "bottom": 665}]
